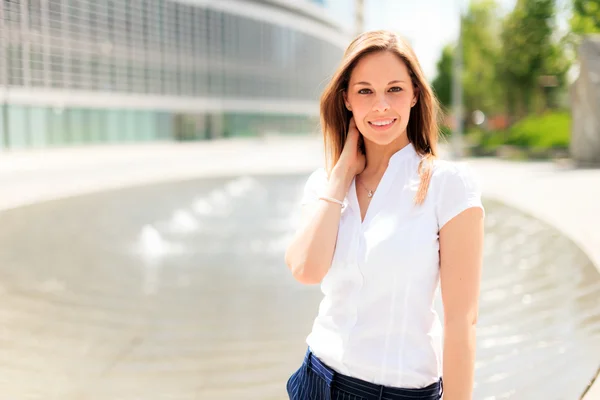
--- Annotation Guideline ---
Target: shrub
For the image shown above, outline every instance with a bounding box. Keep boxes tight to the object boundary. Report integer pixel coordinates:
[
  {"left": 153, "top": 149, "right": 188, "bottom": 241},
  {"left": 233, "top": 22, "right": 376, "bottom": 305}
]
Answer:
[
  {"left": 505, "top": 111, "right": 571, "bottom": 149},
  {"left": 469, "top": 111, "right": 570, "bottom": 154}
]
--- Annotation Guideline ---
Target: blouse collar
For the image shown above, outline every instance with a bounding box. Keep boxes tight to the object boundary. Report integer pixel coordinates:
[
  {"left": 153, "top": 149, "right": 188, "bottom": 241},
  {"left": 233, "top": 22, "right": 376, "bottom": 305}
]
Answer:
[
  {"left": 388, "top": 142, "right": 418, "bottom": 166},
  {"left": 346, "top": 142, "right": 418, "bottom": 223}
]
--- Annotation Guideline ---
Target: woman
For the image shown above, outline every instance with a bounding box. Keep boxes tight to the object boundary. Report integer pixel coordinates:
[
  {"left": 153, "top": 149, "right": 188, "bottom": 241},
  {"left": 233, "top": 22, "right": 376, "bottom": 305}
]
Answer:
[{"left": 284, "top": 30, "right": 485, "bottom": 400}]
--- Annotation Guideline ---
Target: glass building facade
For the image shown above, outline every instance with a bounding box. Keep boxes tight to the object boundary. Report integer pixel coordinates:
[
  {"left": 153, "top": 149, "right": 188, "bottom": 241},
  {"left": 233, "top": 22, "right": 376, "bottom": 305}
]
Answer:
[
  {"left": 0, "top": 0, "right": 350, "bottom": 149},
  {"left": 318, "top": 0, "right": 356, "bottom": 33}
]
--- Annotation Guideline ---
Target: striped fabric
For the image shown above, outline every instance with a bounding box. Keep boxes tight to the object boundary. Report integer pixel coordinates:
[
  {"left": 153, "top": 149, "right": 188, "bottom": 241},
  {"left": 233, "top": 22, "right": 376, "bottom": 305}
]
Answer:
[{"left": 286, "top": 349, "right": 443, "bottom": 400}]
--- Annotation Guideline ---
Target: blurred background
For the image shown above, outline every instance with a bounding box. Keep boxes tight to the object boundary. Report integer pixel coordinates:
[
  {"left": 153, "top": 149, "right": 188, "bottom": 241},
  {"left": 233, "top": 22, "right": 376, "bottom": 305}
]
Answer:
[{"left": 0, "top": 0, "right": 599, "bottom": 399}]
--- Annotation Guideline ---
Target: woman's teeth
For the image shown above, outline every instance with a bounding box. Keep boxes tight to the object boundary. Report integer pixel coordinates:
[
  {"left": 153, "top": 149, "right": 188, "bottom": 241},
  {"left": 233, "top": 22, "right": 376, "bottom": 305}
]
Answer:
[{"left": 370, "top": 119, "right": 395, "bottom": 126}]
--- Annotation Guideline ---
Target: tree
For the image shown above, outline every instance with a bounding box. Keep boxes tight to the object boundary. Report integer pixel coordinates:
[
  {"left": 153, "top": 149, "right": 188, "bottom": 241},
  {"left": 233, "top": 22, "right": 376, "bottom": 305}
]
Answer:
[
  {"left": 499, "top": 0, "right": 565, "bottom": 116},
  {"left": 461, "top": 0, "right": 503, "bottom": 118},
  {"left": 433, "top": 0, "right": 569, "bottom": 125},
  {"left": 432, "top": 45, "right": 453, "bottom": 110},
  {"left": 539, "top": 40, "right": 571, "bottom": 108},
  {"left": 432, "top": 0, "right": 503, "bottom": 125},
  {"left": 570, "top": 0, "right": 600, "bottom": 34}
]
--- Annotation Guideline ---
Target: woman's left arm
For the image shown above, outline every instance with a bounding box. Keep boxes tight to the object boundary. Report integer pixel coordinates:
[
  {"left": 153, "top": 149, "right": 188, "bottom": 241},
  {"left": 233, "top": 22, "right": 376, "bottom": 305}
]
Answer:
[{"left": 440, "top": 206, "right": 485, "bottom": 399}]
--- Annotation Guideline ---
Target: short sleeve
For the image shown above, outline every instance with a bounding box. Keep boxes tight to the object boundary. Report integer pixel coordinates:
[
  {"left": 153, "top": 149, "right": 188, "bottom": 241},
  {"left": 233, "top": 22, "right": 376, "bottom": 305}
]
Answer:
[
  {"left": 300, "top": 167, "right": 329, "bottom": 206},
  {"left": 435, "top": 162, "right": 485, "bottom": 230}
]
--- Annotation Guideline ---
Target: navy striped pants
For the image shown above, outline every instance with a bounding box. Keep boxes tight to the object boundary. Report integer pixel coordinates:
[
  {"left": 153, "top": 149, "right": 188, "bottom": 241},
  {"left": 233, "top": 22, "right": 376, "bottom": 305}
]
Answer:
[{"left": 286, "top": 349, "right": 443, "bottom": 400}]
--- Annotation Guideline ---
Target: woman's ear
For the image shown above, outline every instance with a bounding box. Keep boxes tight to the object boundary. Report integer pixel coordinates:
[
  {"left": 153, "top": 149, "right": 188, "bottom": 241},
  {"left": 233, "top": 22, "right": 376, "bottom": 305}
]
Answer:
[
  {"left": 411, "top": 87, "right": 420, "bottom": 107},
  {"left": 343, "top": 91, "right": 352, "bottom": 111}
]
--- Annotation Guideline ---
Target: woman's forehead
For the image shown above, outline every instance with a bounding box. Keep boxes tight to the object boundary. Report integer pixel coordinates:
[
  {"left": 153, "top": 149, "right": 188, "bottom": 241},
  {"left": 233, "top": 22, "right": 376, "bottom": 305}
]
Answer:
[{"left": 350, "top": 52, "right": 411, "bottom": 83}]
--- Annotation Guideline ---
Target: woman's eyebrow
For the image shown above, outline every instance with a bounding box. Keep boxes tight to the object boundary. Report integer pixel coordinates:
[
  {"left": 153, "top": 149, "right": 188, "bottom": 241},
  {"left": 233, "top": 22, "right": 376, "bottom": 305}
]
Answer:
[{"left": 352, "top": 80, "right": 406, "bottom": 86}]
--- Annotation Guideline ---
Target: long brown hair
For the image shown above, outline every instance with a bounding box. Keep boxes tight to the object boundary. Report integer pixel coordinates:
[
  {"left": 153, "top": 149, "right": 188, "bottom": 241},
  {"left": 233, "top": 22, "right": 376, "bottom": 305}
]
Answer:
[{"left": 320, "top": 30, "right": 441, "bottom": 205}]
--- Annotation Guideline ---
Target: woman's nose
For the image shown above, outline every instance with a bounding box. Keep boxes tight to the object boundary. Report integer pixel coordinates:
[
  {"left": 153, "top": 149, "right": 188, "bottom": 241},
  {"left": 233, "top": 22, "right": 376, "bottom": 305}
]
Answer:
[{"left": 372, "top": 97, "right": 390, "bottom": 113}]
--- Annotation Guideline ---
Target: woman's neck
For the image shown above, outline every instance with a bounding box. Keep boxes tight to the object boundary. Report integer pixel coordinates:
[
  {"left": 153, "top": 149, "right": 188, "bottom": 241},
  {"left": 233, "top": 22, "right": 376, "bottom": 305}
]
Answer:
[{"left": 360, "top": 134, "right": 410, "bottom": 178}]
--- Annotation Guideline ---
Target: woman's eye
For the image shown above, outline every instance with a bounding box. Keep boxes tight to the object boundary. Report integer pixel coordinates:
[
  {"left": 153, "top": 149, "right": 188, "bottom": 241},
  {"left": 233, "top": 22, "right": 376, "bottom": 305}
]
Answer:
[{"left": 358, "top": 87, "right": 401, "bottom": 94}]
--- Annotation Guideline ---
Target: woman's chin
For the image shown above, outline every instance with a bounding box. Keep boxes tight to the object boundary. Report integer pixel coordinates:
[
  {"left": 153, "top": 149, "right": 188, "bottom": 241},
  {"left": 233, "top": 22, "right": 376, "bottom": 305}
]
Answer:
[{"left": 363, "top": 129, "right": 404, "bottom": 146}]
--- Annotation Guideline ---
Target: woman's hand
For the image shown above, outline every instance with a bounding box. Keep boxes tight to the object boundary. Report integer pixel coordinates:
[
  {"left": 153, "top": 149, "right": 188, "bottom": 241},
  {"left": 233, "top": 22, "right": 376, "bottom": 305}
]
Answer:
[
  {"left": 331, "top": 117, "right": 366, "bottom": 183},
  {"left": 285, "top": 118, "right": 364, "bottom": 284}
]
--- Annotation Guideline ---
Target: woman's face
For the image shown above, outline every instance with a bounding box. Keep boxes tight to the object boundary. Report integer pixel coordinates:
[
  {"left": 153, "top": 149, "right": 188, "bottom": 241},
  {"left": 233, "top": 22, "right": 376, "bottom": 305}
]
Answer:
[{"left": 344, "top": 51, "right": 417, "bottom": 147}]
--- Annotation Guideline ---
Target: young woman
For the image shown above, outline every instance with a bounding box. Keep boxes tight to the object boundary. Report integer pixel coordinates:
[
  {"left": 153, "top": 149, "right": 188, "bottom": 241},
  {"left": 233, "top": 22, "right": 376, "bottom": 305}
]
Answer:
[{"left": 284, "top": 30, "right": 485, "bottom": 400}]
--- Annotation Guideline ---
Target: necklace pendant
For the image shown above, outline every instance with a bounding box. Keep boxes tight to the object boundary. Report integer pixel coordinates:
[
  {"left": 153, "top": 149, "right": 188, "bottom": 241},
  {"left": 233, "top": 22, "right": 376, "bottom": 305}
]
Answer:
[{"left": 367, "top": 190, "right": 373, "bottom": 198}]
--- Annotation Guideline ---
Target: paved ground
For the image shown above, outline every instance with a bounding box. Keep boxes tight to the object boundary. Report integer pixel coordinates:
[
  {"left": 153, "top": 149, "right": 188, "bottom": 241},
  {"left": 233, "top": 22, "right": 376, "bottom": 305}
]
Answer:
[
  {"left": 466, "top": 158, "right": 600, "bottom": 278},
  {"left": 0, "top": 136, "right": 324, "bottom": 212},
  {"left": 0, "top": 135, "right": 599, "bottom": 398}
]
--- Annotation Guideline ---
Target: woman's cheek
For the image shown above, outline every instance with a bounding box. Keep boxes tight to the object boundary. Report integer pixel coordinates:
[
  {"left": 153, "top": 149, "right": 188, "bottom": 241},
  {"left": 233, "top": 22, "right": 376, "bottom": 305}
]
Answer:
[
  {"left": 391, "top": 95, "right": 410, "bottom": 109},
  {"left": 355, "top": 118, "right": 370, "bottom": 135}
]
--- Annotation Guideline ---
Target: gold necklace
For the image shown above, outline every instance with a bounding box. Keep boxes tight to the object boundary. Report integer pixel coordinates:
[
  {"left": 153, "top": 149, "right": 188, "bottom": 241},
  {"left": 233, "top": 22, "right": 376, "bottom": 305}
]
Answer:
[{"left": 357, "top": 177, "right": 375, "bottom": 198}]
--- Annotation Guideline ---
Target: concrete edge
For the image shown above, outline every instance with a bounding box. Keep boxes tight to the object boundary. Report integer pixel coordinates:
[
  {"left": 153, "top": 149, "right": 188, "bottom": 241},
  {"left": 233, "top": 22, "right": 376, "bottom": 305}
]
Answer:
[
  {"left": 0, "top": 166, "right": 316, "bottom": 213},
  {"left": 580, "top": 364, "right": 600, "bottom": 400},
  {"left": 471, "top": 174, "right": 600, "bottom": 400},
  {"left": 478, "top": 190, "right": 600, "bottom": 272}
]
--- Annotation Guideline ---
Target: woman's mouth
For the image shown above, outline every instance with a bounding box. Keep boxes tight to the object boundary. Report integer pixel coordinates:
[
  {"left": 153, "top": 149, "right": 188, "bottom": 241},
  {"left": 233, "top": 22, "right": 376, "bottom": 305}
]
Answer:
[{"left": 368, "top": 118, "right": 397, "bottom": 131}]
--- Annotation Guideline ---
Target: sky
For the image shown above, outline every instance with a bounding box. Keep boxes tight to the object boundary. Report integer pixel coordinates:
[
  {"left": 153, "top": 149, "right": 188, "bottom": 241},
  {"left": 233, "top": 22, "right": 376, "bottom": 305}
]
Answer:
[{"left": 363, "top": 0, "right": 517, "bottom": 81}]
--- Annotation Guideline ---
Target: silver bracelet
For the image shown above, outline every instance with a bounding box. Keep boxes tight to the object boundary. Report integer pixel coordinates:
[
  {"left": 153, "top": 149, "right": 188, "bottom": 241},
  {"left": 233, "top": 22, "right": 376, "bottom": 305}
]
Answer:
[{"left": 319, "top": 196, "right": 344, "bottom": 207}]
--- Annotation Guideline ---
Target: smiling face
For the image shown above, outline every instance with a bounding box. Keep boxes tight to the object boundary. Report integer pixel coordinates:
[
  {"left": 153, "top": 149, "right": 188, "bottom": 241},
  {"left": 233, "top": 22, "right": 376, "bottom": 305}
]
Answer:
[{"left": 344, "top": 51, "right": 417, "bottom": 147}]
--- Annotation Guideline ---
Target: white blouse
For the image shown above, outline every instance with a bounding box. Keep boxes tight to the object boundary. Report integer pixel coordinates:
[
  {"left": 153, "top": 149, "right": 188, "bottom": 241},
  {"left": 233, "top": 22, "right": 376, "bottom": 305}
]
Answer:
[{"left": 300, "top": 142, "right": 484, "bottom": 389}]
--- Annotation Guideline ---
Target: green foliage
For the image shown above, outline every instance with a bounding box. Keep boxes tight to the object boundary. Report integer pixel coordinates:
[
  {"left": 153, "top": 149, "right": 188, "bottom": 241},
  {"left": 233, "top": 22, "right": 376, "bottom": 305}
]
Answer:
[
  {"left": 432, "top": 45, "right": 453, "bottom": 109},
  {"left": 501, "top": 0, "right": 555, "bottom": 80},
  {"left": 432, "top": 0, "right": 570, "bottom": 124},
  {"left": 432, "top": 1, "right": 504, "bottom": 115},
  {"left": 505, "top": 111, "right": 571, "bottom": 148},
  {"left": 467, "top": 128, "right": 507, "bottom": 152},
  {"left": 474, "top": 111, "right": 571, "bottom": 151},
  {"left": 462, "top": 0, "right": 503, "bottom": 116},
  {"left": 570, "top": 0, "right": 600, "bottom": 34},
  {"left": 439, "top": 124, "right": 453, "bottom": 138},
  {"left": 499, "top": 0, "right": 564, "bottom": 115},
  {"left": 432, "top": 0, "right": 573, "bottom": 152}
]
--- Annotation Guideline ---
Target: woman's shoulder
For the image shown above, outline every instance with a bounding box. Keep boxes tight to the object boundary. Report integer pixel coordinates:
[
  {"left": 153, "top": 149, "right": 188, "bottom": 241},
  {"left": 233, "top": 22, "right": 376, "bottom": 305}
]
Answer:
[
  {"left": 431, "top": 158, "right": 472, "bottom": 174},
  {"left": 431, "top": 158, "right": 480, "bottom": 183},
  {"left": 429, "top": 159, "right": 485, "bottom": 228},
  {"left": 429, "top": 158, "right": 483, "bottom": 196}
]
